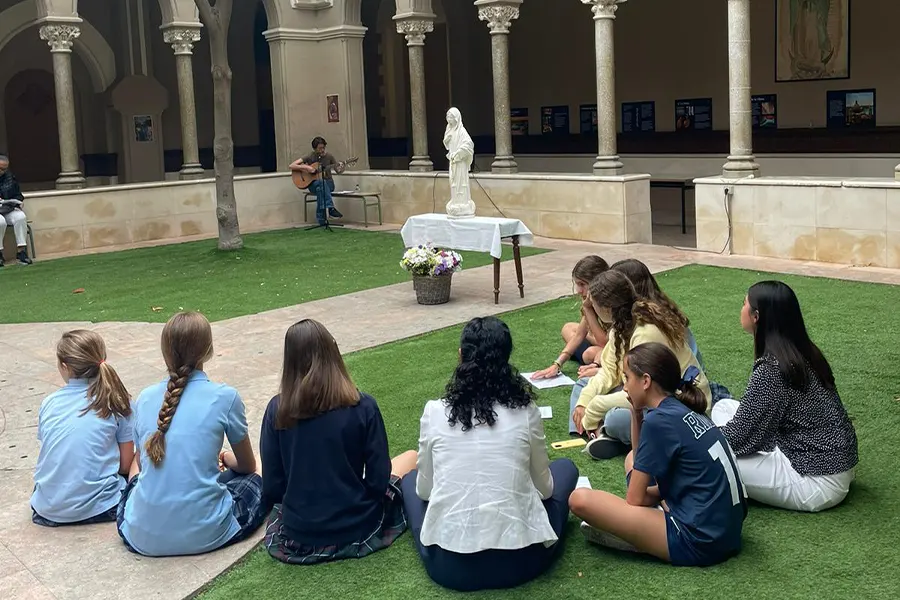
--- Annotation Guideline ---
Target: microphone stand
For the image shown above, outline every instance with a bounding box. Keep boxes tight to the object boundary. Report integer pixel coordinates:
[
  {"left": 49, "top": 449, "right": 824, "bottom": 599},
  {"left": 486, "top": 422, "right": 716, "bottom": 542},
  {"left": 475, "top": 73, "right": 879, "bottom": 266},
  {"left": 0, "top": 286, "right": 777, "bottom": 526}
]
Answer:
[{"left": 304, "top": 159, "right": 344, "bottom": 232}]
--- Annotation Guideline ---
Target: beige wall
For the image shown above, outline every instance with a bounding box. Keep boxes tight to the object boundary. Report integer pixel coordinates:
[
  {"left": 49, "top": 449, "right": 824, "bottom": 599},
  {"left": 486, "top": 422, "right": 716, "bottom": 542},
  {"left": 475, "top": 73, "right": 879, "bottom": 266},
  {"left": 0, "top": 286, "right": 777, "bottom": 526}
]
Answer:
[{"left": 695, "top": 177, "right": 900, "bottom": 268}]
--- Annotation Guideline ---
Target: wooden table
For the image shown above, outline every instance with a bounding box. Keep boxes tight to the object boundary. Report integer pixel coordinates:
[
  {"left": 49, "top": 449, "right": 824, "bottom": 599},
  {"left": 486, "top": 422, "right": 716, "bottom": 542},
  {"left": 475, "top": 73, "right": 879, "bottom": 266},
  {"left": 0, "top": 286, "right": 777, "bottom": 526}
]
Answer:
[{"left": 400, "top": 213, "right": 534, "bottom": 304}]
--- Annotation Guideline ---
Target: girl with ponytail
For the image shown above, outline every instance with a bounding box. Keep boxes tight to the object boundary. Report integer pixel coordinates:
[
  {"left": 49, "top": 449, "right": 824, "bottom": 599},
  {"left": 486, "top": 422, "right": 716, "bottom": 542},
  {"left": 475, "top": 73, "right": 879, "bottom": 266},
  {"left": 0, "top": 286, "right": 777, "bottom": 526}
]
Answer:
[
  {"left": 117, "top": 312, "right": 266, "bottom": 557},
  {"left": 569, "top": 342, "right": 748, "bottom": 567},
  {"left": 31, "top": 330, "right": 134, "bottom": 527}
]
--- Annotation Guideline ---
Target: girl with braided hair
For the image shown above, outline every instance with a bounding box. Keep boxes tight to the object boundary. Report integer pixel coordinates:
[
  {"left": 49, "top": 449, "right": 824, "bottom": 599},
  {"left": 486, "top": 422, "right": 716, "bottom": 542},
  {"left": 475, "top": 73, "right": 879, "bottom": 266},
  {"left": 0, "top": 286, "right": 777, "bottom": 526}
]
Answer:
[
  {"left": 31, "top": 330, "right": 133, "bottom": 527},
  {"left": 117, "top": 312, "right": 265, "bottom": 557},
  {"left": 570, "top": 270, "right": 711, "bottom": 460}
]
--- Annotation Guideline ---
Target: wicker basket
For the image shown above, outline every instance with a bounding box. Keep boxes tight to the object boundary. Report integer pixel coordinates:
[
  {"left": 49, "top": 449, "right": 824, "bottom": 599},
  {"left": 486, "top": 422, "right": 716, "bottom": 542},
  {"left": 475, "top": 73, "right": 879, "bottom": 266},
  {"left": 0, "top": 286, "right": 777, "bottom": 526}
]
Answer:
[{"left": 412, "top": 274, "right": 453, "bottom": 305}]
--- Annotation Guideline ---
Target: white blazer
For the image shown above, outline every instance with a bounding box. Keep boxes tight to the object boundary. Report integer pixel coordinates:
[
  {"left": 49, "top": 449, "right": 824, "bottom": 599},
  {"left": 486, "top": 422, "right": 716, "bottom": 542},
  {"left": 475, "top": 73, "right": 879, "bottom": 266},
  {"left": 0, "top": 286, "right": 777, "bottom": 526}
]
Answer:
[{"left": 415, "top": 399, "right": 557, "bottom": 554}]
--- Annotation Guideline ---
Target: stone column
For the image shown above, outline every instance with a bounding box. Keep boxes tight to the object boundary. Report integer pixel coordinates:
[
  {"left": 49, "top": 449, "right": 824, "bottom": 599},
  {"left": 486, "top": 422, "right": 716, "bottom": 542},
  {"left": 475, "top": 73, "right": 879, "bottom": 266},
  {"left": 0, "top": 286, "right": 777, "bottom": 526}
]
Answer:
[
  {"left": 163, "top": 28, "right": 205, "bottom": 180},
  {"left": 723, "top": 0, "right": 759, "bottom": 177},
  {"left": 395, "top": 18, "right": 435, "bottom": 172},
  {"left": 39, "top": 24, "right": 86, "bottom": 189},
  {"left": 475, "top": 0, "right": 521, "bottom": 174},
  {"left": 583, "top": 0, "right": 623, "bottom": 175},
  {"left": 895, "top": 163, "right": 899, "bottom": 180}
]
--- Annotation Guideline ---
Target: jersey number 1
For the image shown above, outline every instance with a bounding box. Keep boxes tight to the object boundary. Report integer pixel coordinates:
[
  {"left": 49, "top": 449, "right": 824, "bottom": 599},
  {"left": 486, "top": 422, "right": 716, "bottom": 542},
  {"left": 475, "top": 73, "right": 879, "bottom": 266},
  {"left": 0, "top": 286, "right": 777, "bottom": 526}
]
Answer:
[{"left": 708, "top": 440, "right": 746, "bottom": 506}]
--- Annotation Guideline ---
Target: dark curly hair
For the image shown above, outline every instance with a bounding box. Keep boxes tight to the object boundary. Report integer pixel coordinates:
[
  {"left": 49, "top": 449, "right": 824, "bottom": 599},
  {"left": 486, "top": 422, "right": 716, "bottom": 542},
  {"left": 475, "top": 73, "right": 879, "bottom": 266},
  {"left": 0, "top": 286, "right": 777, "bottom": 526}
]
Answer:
[
  {"left": 444, "top": 317, "right": 536, "bottom": 431},
  {"left": 589, "top": 270, "right": 687, "bottom": 370}
]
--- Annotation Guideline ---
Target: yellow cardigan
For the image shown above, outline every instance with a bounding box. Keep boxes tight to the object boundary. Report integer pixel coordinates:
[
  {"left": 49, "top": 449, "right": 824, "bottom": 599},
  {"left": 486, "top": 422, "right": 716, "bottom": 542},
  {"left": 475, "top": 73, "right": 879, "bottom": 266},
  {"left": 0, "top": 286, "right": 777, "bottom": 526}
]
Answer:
[{"left": 575, "top": 323, "right": 711, "bottom": 431}]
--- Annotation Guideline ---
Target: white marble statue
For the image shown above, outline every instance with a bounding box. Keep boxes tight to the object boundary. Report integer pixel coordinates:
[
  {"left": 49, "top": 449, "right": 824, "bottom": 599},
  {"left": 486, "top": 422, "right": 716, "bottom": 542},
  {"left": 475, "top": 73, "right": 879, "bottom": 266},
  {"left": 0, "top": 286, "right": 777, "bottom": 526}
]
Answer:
[{"left": 443, "top": 107, "right": 476, "bottom": 219}]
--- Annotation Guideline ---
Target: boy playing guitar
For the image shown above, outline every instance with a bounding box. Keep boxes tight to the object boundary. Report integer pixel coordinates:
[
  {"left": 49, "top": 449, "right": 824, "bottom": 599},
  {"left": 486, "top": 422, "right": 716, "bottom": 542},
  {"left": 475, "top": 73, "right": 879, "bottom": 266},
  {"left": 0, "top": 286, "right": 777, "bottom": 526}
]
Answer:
[{"left": 289, "top": 137, "right": 357, "bottom": 226}]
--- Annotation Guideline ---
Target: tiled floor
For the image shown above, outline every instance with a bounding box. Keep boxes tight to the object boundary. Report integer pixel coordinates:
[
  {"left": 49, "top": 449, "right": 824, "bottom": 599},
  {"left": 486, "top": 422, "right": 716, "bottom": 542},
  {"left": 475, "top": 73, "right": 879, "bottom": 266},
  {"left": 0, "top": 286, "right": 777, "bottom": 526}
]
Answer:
[{"left": 3, "top": 233, "right": 900, "bottom": 600}]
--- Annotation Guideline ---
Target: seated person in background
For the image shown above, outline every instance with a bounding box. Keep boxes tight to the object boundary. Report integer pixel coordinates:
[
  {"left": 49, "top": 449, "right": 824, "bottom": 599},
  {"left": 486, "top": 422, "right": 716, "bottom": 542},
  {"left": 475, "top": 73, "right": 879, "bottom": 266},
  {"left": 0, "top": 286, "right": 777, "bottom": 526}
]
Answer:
[
  {"left": 0, "top": 154, "right": 33, "bottom": 266},
  {"left": 712, "top": 281, "right": 858, "bottom": 513},
  {"left": 118, "top": 312, "right": 266, "bottom": 557},
  {"left": 289, "top": 136, "right": 344, "bottom": 226},
  {"left": 261, "top": 319, "right": 416, "bottom": 565},
  {"left": 570, "top": 342, "right": 747, "bottom": 567},
  {"left": 571, "top": 270, "right": 711, "bottom": 460},
  {"left": 31, "top": 330, "right": 133, "bottom": 527},
  {"left": 402, "top": 317, "right": 578, "bottom": 592},
  {"left": 532, "top": 255, "right": 610, "bottom": 383}
]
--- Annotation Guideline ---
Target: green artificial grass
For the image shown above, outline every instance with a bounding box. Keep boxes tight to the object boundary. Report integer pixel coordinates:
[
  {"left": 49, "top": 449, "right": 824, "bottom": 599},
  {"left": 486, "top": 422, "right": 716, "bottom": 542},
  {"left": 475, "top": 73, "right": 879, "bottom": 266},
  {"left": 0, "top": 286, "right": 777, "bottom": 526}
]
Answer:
[
  {"left": 201, "top": 264, "right": 900, "bottom": 600},
  {"left": 0, "top": 228, "right": 544, "bottom": 324}
]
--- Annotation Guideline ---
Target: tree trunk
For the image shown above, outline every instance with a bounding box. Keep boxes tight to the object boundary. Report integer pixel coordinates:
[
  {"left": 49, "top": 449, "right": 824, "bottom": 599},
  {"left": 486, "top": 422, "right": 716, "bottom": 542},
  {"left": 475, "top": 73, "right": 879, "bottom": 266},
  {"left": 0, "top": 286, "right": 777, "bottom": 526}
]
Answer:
[{"left": 195, "top": 0, "right": 242, "bottom": 250}]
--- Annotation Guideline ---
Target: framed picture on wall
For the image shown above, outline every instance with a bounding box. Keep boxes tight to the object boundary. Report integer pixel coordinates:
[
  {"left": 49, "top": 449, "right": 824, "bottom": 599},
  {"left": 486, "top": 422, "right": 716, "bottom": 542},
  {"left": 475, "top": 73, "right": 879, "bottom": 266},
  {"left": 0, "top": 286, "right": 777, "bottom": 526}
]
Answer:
[
  {"left": 540, "top": 106, "right": 569, "bottom": 135},
  {"left": 326, "top": 94, "right": 340, "bottom": 123},
  {"left": 776, "top": 0, "right": 850, "bottom": 81},
  {"left": 752, "top": 95, "right": 778, "bottom": 128},
  {"left": 579, "top": 104, "right": 598, "bottom": 134},
  {"left": 621, "top": 101, "right": 656, "bottom": 133},
  {"left": 133, "top": 115, "right": 154, "bottom": 143},
  {"left": 675, "top": 98, "right": 712, "bottom": 131},
  {"left": 511, "top": 108, "right": 529, "bottom": 136},
  {"left": 826, "top": 88, "right": 876, "bottom": 128}
]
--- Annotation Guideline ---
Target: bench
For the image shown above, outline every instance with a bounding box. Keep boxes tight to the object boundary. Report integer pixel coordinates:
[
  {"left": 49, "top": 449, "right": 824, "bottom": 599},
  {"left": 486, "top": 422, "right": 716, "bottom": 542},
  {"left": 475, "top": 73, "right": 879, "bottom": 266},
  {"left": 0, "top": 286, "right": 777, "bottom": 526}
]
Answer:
[
  {"left": 650, "top": 176, "right": 695, "bottom": 234},
  {"left": 2, "top": 219, "right": 36, "bottom": 259},
  {"left": 303, "top": 191, "right": 383, "bottom": 228}
]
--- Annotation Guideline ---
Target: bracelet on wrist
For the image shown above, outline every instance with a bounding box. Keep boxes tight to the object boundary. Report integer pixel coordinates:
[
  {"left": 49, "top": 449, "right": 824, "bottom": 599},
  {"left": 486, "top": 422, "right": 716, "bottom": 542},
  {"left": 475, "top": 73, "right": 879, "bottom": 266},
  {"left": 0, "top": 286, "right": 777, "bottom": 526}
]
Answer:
[{"left": 552, "top": 360, "right": 563, "bottom": 369}]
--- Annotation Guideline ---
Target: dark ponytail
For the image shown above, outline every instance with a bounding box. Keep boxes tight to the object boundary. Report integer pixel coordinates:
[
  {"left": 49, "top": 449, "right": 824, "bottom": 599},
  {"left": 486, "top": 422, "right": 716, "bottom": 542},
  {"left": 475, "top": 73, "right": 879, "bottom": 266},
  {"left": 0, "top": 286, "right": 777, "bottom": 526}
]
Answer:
[{"left": 625, "top": 342, "right": 707, "bottom": 414}]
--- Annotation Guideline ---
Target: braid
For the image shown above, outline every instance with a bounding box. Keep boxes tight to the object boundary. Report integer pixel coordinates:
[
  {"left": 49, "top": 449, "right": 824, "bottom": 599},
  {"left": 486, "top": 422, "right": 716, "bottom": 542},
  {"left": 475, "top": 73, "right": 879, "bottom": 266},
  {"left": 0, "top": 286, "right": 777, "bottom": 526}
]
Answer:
[
  {"left": 145, "top": 365, "right": 192, "bottom": 467},
  {"left": 632, "top": 300, "right": 688, "bottom": 348},
  {"left": 610, "top": 304, "right": 636, "bottom": 370}
]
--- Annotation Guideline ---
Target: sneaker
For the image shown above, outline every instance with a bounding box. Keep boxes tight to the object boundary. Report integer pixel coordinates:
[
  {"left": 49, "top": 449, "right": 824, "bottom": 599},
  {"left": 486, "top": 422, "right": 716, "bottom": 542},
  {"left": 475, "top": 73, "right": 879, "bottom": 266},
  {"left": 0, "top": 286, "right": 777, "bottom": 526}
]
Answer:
[
  {"left": 584, "top": 433, "right": 629, "bottom": 460},
  {"left": 328, "top": 207, "right": 343, "bottom": 219},
  {"left": 16, "top": 250, "right": 32, "bottom": 266},
  {"left": 580, "top": 521, "right": 640, "bottom": 553}
]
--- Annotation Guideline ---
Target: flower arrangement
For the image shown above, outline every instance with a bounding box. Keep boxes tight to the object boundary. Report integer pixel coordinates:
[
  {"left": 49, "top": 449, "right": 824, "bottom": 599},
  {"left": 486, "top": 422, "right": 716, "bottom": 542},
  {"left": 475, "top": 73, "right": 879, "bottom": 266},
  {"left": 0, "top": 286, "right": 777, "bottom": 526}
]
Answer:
[{"left": 400, "top": 245, "right": 463, "bottom": 278}]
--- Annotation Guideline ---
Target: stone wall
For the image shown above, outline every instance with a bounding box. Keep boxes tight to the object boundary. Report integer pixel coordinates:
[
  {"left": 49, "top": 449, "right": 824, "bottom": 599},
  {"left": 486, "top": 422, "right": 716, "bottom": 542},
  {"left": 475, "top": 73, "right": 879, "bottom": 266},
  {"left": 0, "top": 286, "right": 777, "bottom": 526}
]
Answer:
[{"left": 695, "top": 177, "right": 900, "bottom": 268}]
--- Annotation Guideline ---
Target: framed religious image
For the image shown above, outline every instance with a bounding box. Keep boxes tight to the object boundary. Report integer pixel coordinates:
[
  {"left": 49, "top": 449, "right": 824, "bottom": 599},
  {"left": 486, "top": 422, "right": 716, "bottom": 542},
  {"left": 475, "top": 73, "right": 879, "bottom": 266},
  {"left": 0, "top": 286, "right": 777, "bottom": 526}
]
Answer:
[
  {"left": 133, "top": 115, "right": 154, "bottom": 142},
  {"left": 327, "top": 94, "right": 340, "bottom": 123},
  {"left": 826, "top": 88, "right": 875, "bottom": 129},
  {"left": 776, "top": 0, "right": 850, "bottom": 82}
]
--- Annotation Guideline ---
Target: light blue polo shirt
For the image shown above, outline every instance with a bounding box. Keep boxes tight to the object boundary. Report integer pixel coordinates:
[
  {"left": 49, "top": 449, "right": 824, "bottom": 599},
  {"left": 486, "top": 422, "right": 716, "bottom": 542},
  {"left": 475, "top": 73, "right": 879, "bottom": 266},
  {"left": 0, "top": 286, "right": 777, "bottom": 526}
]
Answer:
[
  {"left": 31, "top": 379, "right": 134, "bottom": 523},
  {"left": 120, "top": 371, "right": 249, "bottom": 556}
]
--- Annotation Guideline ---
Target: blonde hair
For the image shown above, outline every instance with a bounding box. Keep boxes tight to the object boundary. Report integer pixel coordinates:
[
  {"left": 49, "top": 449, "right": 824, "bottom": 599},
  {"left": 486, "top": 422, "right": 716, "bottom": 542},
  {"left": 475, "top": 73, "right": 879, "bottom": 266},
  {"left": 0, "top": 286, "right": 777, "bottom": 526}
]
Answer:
[
  {"left": 57, "top": 330, "right": 131, "bottom": 420},
  {"left": 145, "top": 312, "right": 214, "bottom": 467}
]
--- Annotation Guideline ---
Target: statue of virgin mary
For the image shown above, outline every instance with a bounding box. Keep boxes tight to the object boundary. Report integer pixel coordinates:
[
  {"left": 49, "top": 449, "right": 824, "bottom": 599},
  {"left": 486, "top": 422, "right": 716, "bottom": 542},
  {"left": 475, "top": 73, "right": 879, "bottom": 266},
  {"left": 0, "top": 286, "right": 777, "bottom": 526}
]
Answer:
[{"left": 443, "top": 107, "right": 476, "bottom": 219}]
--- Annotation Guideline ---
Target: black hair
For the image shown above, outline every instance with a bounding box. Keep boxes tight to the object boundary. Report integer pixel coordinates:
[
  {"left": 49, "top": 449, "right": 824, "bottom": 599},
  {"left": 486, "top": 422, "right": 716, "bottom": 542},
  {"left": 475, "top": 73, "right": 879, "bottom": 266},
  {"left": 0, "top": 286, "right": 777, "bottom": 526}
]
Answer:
[
  {"left": 625, "top": 342, "right": 706, "bottom": 414},
  {"left": 311, "top": 136, "right": 327, "bottom": 149},
  {"left": 747, "top": 281, "right": 835, "bottom": 391},
  {"left": 444, "top": 317, "right": 536, "bottom": 431}
]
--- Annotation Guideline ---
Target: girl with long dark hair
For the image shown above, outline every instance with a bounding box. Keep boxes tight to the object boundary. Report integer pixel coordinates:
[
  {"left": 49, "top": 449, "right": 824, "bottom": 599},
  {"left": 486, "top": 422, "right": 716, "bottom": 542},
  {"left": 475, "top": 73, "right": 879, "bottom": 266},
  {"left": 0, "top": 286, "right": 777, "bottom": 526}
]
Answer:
[
  {"left": 260, "top": 319, "right": 416, "bottom": 564},
  {"left": 402, "top": 317, "right": 578, "bottom": 592},
  {"left": 570, "top": 342, "right": 747, "bottom": 566},
  {"left": 712, "top": 281, "right": 858, "bottom": 512}
]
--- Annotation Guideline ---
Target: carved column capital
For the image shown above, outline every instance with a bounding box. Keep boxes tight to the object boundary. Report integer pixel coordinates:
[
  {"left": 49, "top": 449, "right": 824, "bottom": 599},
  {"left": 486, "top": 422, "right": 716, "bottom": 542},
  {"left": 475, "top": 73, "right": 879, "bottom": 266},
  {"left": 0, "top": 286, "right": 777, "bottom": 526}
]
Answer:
[
  {"left": 39, "top": 24, "right": 81, "bottom": 53},
  {"left": 163, "top": 28, "right": 202, "bottom": 55},
  {"left": 581, "top": 0, "right": 626, "bottom": 20},
  {"left": 396, "top": 20, "right": 434, "bottom": 47},
  {"left": 475, "top": 1, "right": 522, "bottom": 35}
]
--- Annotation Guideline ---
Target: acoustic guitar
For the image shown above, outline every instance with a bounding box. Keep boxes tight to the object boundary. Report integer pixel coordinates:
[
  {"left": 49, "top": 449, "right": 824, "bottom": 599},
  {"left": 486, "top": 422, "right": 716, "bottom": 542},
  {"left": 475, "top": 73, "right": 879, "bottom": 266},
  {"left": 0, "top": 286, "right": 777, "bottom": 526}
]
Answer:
[{"left": 292, "top": 156, "right": 359, "bottom": 190}]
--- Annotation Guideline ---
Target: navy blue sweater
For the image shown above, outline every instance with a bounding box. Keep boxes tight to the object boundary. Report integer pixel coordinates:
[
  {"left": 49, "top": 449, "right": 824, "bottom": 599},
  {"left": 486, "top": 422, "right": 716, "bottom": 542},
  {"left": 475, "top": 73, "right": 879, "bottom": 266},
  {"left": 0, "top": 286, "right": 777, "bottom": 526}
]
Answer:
[{"left": 259, "top": 392, "right": 392, "bottom": 546}]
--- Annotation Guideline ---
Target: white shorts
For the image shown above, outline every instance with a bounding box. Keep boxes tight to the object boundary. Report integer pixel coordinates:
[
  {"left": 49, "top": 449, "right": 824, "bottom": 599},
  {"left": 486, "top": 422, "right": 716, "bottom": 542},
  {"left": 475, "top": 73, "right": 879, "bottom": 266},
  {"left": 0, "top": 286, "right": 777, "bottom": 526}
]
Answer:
[{"left": 712, "top": 399, "right": 855, "bottom": 513}]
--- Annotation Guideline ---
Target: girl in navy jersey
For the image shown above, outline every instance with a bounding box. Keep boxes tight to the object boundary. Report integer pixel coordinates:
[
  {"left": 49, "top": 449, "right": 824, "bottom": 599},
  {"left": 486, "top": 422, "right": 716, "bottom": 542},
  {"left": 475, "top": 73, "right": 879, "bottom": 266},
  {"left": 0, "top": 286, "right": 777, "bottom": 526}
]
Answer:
[{"left": 569, "top": 342, "right": 747, "bottom": 567}]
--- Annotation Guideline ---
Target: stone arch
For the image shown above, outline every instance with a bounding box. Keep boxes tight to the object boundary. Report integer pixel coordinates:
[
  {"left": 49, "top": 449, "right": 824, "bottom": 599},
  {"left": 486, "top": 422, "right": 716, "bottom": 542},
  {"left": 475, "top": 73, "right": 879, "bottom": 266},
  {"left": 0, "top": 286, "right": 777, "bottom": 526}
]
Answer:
[{"left": 0, "top": 1, "right": 115, "bottom": 93}]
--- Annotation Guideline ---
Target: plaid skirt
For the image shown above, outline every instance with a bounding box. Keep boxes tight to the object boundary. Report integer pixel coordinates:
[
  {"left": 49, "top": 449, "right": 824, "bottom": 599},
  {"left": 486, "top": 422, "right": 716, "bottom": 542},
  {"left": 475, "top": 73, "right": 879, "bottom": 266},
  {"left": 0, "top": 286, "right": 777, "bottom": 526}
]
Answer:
[{"left": 264, "top": 474, "right": 407, "bottom": 565}]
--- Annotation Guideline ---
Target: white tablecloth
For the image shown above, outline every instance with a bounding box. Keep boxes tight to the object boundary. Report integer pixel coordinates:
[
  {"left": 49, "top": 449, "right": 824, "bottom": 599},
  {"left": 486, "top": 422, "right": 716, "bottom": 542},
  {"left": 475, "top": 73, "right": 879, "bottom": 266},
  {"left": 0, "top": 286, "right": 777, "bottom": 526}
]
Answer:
[{"left": 400, "top": 213, "right": 533, "bottom": 259}]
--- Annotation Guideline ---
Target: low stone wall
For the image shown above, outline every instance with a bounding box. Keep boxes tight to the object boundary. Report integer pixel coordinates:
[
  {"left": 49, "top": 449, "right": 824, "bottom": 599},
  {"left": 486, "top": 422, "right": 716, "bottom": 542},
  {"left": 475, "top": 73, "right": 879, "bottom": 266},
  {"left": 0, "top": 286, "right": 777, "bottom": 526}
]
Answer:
[
  {"left": 3, "top": 170, "right": 652, "bottom": 259},
  {"left": 339, "top": 171, "right": 652, "bottom": 245},
  {"left": 5, "top": 173, "right": 302, "bottom": 258},
  {"left": 695, "top": 176, "right": 900, "bottom": 268}
]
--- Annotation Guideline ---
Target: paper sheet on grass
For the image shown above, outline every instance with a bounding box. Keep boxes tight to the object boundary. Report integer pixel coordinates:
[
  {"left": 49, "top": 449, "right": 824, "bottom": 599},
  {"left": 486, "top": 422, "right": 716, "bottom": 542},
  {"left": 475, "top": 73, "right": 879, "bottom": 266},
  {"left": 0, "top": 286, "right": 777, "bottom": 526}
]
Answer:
[
  {"left": 539, "top": 406, "right": 553, "bottom": 419},
  {"left": 521, "top": 372, "right": 576, "bottom": 389},
  {"left": 576, "top": 476, "right": 592, "bottom": 490}
]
